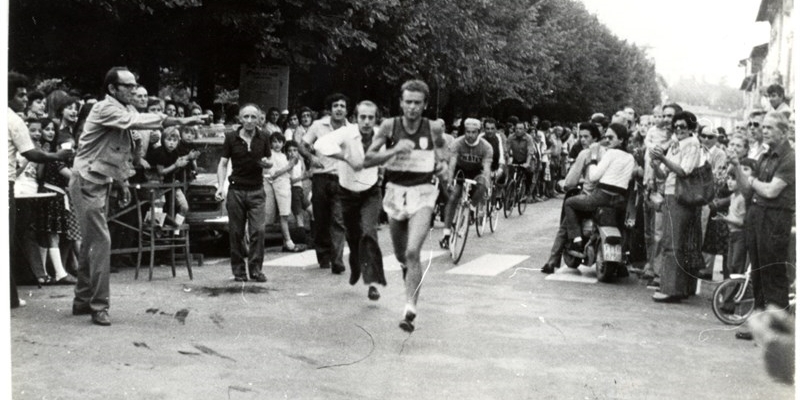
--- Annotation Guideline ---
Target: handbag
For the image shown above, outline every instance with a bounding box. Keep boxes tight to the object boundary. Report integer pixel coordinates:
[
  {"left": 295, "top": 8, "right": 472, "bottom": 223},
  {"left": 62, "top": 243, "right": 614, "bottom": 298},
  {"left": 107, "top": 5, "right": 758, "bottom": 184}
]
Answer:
[{"left": 676, "top": 161, "right": 715, "bottom": 206}]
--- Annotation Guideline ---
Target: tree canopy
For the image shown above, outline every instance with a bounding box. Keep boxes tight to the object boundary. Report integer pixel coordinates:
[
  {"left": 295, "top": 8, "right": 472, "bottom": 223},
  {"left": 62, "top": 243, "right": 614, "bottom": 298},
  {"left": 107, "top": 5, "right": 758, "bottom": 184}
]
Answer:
[{"left": 9, "top": 0, "right": 662, "bottom": 123}]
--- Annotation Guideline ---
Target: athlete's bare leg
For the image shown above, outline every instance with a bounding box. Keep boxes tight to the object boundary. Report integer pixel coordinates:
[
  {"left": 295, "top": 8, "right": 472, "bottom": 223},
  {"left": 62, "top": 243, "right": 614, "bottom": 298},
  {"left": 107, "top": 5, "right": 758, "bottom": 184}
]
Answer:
[
  {"left": 396, "top": 206, "right": 434, "bottom": 332},
  {"left": 388, "top": 219, "right": 409, "bottom": 266}
]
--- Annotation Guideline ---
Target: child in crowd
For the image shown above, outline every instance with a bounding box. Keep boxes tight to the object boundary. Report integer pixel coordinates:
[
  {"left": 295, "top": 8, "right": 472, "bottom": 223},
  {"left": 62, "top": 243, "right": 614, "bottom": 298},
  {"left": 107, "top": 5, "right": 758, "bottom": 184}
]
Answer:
[
  {"left": 150, "top": 127, "right": 196, "bottom": 216},
  {"left": 265, "top": 133, "right": 303, "bottom": 252},
  {"left": 15, "top": 119, "right": 43, "bottom": 193},
  {"left": 36, "top": 118, "right": 80, "bottom": 285},
  {"left": 285, "top": 140, "right": 310, "bottom": 232},
  {"left": 713, "top": 159, "right": 757, "bottom": 279},
  {"left": 177, "top": 126, "right": 199, "bottom": 181}
]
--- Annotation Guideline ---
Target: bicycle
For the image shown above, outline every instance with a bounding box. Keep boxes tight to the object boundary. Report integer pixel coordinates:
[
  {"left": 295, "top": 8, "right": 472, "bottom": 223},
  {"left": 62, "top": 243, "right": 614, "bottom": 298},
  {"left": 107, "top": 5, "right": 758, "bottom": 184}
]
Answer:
[
  {"left": 503, "top": 164, "right": 529, "bottom": 218},
  {"left": 711, "top": 264, "right": 756, "bottom": 325},
  {"left": 483, "top": 173, "right": 504, "bottom": 234},
  {"left": 448, "top": 176, "right": 478, "bottom": 264}
]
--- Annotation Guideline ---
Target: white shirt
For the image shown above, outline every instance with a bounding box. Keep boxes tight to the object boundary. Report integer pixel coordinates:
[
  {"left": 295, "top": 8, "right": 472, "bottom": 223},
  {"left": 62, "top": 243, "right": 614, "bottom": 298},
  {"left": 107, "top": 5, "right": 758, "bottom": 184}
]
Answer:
[
  {"left": 8, "top": 108, "right": 35, "bottom": 182},
  {"left": 313, "top": 124, "right": 378, "bottom": 192},
  {"left": 303, "top": 116, "right": 351, "bottom": 175},
  {"left": 588, "top": 148, "right": 635, "bottom": 190}
]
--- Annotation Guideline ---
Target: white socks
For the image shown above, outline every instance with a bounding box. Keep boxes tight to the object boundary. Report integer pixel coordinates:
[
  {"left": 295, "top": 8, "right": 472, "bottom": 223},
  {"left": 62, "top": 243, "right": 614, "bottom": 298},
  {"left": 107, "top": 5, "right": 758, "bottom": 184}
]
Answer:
[{"left": 41, "top": 246, "right": 69, "bottom": 280}]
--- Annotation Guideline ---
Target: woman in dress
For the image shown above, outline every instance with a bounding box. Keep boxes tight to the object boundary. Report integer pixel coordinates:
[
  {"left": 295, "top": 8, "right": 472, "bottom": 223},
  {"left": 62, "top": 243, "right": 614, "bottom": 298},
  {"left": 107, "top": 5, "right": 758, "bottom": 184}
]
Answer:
[
  {"left": 649, "top": 111, "right": 705, "bottom": 302},
  {"left": 36, "top": 119, "right": 79, "bottom": 285}
]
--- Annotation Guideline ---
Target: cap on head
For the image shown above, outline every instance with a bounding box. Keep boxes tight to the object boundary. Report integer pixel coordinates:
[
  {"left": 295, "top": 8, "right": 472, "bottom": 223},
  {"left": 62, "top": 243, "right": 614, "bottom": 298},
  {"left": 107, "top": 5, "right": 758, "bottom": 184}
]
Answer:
[{"left": 464, "top": 118, "right": 481, "bottom": 130}]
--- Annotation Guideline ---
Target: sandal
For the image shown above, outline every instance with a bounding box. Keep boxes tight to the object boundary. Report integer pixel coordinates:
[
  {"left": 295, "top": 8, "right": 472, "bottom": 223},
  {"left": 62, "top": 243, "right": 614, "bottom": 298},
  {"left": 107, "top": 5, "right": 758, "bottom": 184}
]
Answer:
[
  {"left": 38, "top": 276, "right": 55, "bottom": 286},
  {"left": 439, "top": 236, "right": 450, "bottom": 250}
]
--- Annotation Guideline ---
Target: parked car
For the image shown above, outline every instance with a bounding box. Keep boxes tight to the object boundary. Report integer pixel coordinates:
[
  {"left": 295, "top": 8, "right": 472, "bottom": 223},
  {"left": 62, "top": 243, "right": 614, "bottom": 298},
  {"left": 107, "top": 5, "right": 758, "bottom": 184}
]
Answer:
[{"left": 186, "top": 134, "right": 307, "bottom": 248}]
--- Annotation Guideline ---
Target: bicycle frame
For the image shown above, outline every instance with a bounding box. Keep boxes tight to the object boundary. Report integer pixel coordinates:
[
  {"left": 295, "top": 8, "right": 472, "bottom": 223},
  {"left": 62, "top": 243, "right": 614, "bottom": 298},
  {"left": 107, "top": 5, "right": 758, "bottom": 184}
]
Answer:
[{"left": 729, "top": 265, "right": 752, "bottom": 303}]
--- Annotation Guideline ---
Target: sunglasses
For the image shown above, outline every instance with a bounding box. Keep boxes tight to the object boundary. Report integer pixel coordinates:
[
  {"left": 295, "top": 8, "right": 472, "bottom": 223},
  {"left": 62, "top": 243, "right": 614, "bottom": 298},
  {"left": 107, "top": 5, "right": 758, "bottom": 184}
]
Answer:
[
  {"left": 699, "top": 134, "right": 716, "bottom": 139},
  {"left": 673, "top": 124, "right": 688, "bottom": 131}
]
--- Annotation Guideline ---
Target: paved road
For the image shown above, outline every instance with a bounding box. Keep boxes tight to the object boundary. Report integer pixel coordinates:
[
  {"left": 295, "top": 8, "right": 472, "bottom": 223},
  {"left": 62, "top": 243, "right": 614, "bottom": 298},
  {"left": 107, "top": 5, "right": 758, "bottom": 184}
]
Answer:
[{"left": 10, "top": 197, "right": 794, "bottom": 399}]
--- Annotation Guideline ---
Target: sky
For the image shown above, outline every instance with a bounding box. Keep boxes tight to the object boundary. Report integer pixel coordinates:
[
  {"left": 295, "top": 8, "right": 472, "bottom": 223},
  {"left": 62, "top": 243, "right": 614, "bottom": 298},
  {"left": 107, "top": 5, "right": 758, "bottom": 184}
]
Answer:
[{"left": 577, "top": 0, "right": 771, "bottom": 88}]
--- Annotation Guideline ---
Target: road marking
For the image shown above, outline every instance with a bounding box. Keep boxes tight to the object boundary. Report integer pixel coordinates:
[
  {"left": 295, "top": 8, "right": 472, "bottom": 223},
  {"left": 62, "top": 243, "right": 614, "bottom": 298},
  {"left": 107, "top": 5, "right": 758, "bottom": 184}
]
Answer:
[
  {"left": 446, "top": 254, "right": 529, "bottom": 276},
  {"left": 263, "top": 249, "right": 350, "bottom": 268},
  {"left": 545, "top": 265, "right": 597, "bottom": 283}
]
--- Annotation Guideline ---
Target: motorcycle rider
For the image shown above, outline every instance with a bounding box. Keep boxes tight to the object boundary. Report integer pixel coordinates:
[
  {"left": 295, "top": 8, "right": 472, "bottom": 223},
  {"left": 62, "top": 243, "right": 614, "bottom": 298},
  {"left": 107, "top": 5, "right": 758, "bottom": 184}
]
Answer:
[
  {"left": 541, "top": 122, "right": 603, "bottom": 273},
  {"left": 562, "top": 123, "right": 635, "bottom": 254}
]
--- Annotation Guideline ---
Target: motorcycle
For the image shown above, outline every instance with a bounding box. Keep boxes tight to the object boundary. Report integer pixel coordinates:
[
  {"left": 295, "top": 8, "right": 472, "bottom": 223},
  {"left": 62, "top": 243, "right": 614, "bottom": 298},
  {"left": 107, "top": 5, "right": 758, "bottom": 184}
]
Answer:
[{"left": 560, "top": 186, "right": 627, "bottom": 283}]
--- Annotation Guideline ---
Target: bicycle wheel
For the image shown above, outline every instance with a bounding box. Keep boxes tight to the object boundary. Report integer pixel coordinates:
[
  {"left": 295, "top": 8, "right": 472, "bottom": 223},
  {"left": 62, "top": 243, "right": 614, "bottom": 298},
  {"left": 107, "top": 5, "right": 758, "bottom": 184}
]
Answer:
[
  {"left": 488, "top": 196, "right": 499, "bottom": 232},
  {"left": 712, "top": 278, "right": 755, "bottom": 325},
  {"left": 503, "top": 180, "right": 516, "bottom": 218},
  {"left": 450, "top": 202, "right": 470, "bottom": 263},
  {"left": 494, "top": 185, "right": 504, "bottom": 210},
  {"left": 517, "top": 180, "right": 528, "bottom": 215},
  {"left": 475, "top": 202, "right": 487, "bottom": 237}
]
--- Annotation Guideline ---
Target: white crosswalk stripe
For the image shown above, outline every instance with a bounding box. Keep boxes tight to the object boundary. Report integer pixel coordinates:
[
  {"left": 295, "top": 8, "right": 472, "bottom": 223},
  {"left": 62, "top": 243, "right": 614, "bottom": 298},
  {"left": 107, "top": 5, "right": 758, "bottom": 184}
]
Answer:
[
  {"left": 383, "top": 250, "right": 448, "bottom": 271},
  {"left": 446, "top": 254, "right": 530, "bottom": 276},
  {"left": 262, "top": 249, "right": 348, "bottom": 268}
]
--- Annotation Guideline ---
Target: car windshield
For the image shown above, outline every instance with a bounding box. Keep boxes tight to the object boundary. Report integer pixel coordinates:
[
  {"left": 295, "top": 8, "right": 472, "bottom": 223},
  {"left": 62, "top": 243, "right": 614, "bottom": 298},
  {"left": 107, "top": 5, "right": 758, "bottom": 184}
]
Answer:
[{"left": 193, "top": 140, "right": 225, "bottom": 175}]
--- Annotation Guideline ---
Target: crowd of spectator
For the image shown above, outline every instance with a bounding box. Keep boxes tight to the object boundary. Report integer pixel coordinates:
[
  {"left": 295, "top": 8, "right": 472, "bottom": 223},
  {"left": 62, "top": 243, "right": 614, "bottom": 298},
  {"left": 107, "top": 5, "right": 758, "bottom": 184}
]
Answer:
[{"left": 8, "top": 70, "right": 795, "bottom": 357}]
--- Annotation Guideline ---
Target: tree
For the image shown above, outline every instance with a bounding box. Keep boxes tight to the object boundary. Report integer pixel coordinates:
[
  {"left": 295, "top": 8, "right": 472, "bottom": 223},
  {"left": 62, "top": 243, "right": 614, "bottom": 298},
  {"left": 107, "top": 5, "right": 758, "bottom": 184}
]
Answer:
[{"left": 9, "top": 0, "right": 662, "bottom": 123}]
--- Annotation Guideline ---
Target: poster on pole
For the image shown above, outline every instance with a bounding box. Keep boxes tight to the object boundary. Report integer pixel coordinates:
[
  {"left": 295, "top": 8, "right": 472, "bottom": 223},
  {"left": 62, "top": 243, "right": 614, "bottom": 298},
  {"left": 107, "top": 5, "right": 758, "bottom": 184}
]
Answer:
[{"left": 239, "top": 65, "right": 290, "bottom": 111}]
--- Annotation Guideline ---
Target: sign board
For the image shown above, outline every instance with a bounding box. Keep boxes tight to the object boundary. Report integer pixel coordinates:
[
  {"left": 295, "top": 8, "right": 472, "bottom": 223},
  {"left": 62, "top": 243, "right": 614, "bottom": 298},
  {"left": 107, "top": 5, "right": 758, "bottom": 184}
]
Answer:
[{"left": 239, "top": 65, "right": 290, "bottom": 112}]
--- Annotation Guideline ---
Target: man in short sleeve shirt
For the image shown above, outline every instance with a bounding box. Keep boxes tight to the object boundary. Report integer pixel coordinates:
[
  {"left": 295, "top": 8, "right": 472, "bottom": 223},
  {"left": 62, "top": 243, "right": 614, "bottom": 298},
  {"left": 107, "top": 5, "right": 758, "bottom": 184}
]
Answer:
[
  {"left": 215, "top": 104, "right": 272, "bottom": 283},
  {"left": 7, "top": 72, "right": 74, "bottom": 309},
  {"left": 69, "top": 67, "right": 204, "bottom": 326},
  {"left": 738, "top": 111, "right": 795, "bottom": 318},
  {"left": 301, "top": 94, "right": 350, "bottom": 274}
]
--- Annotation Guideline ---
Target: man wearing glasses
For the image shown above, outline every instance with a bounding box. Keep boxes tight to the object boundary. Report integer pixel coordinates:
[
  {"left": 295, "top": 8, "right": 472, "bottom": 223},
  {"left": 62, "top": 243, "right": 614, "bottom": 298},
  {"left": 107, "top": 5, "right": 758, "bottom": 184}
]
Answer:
[
  {"left": 746, "top": 111, "right": 768, "bottom": 161},
  {"left": 69, "top": 66, "right": 206, "bottom": 326},
  {"left": 697, "top": 125, "right": 727, "bottom": 279}
]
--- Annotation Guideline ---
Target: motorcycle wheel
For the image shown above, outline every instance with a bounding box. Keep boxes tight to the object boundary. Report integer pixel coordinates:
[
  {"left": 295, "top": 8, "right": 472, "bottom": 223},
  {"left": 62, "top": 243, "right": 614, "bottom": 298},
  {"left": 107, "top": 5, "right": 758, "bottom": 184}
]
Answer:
[
  {"left": 595, "top": 244, "right": 615, "bottom": 283},
  {"left": 562, "top": 251, "right": 581, "bottom": 269}
]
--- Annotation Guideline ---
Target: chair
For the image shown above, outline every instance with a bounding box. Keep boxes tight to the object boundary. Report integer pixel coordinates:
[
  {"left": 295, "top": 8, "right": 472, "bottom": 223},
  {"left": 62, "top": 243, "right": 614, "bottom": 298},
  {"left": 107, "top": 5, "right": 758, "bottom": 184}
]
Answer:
[{"left": 136, "top": 181, "right": 193, "bottom": 281}]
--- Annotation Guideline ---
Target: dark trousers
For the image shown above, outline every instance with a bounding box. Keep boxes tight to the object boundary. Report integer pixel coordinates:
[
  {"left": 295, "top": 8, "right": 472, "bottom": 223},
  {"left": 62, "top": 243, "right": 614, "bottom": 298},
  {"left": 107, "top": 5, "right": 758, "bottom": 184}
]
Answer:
[
  {"left": 659, "top": 195, "right": 703, "bottom": 297},
  {"left": 9, "top": 183, "right": 19, "bottom": 308},
  {"left": 545, "top": 190, "right": 579, "bottom": 268},
  {"left": 340, "top": 185, "right": 385, "bottom": 286},
  {"left": 15, "top": 194, "right": 47, "bottom": 280},
  {"left": 746, "top": 205, "right": 793, "bottom": 309},
  {"left": 226, "top": 187, "right": 267, "bottom": 278},
  {"left": 563, "top": 189, "right": 625, "bottom": 240},
  {"left": 69, "top": 174, "right": 112, "bottom": 312},
  {"left": 311, "top": 174, "right": 345, "bottom": 269}
]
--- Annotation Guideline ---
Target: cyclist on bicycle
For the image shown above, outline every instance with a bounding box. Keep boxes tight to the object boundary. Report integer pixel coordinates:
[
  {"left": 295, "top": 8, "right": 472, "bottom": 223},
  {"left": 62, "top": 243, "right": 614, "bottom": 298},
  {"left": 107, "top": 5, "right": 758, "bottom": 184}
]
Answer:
[
  {"left": 480, "top": 118, "right": 507, "bottom": 186},
  {"left": 439, "top": 118, "right": 493, "bottom": 248},
  {"left": 506, "top": 117, "right": 536, "bottom": 197}
]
